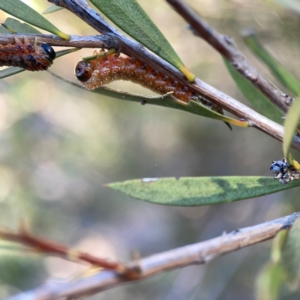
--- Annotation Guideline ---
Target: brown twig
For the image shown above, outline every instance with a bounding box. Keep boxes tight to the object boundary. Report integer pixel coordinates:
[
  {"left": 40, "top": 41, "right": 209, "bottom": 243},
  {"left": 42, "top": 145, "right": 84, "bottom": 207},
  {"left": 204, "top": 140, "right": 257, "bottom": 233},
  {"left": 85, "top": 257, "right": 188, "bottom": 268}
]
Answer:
[
  {"left": 7, "top": 212, "right": 299, "bottom": 300},
  {"left": 0, "top": 229, "right": 126, "bottom": 273},
  {"left": 165, "top": 0, "right": 291, "bottom": 113},
  {"left": 0, "top": 33, "right": 116, "bottom": 49}
]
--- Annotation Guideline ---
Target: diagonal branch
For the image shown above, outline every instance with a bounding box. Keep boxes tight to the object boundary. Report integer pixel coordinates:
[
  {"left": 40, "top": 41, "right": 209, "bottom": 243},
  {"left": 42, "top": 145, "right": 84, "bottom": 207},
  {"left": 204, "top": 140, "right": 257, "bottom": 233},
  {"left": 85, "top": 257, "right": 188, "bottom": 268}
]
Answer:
[
  {"left": 45, "top": 0, "right": 300, "bottom": 150},
  {"left": 165, "top": 0, "right": 292, "bottom": 113},
  {"left": 7, "top": 212, "right": 299, "bottom": 300},
  {"left": 0, "top": 229, "right": 127, "bottom": 272}
]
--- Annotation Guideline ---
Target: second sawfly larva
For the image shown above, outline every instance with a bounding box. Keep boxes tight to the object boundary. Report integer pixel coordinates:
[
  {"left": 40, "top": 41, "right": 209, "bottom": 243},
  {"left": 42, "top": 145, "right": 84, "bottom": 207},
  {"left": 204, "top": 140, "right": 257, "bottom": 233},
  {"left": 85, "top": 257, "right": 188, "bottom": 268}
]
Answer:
[{"left": 0, "top": 37, "right": 56, "bottom": 71}]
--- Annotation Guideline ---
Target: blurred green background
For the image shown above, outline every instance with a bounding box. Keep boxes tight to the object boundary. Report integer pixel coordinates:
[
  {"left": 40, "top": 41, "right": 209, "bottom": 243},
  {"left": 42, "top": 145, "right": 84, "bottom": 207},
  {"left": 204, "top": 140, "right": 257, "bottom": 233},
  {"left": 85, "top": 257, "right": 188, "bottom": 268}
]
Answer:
[{"left": 0, "top": 0, "right": 300, "bottom": 299}]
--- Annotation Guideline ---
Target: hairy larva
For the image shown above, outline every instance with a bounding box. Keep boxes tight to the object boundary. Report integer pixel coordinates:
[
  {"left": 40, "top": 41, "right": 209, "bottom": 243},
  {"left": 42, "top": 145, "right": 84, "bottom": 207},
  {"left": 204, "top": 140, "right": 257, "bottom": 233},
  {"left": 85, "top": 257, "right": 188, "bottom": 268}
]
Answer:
[
  {"left": 0, "top": 37, "right": 56, "bottom": 71},
  {"left": 75, "top": 52, "right": 223, "bottom": 114}
]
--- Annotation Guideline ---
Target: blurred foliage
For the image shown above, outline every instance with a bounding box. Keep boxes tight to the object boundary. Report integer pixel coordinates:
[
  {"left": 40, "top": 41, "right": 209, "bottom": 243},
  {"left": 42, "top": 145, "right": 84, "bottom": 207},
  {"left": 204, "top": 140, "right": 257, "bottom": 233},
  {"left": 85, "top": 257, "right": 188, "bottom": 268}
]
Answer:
[
  {"left": 243, "top": 33, "right": 300, "bottom": 96},
  {"left": 0, "top": 0, "right": 70, "bottom": 39},
  {"left": 0, "top": 0, "right": 300, "bottom": 299},
  {"left": 223, "top": 58, "right": 283, "bottom": 124}
]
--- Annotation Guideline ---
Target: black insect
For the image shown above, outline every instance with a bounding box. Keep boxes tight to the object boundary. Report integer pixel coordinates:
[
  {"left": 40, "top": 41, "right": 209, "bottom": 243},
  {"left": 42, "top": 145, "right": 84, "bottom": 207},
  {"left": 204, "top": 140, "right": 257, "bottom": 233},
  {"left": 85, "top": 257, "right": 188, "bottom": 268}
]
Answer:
[{"left": 270, "top": 158, "right": 300, "bottom": 184}]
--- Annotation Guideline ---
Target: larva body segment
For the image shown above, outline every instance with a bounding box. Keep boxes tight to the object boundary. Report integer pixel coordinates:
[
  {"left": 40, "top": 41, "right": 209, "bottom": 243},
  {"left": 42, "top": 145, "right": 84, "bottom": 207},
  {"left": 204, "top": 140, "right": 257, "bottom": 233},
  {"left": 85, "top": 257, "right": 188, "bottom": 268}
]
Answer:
[
  {"left": 75, "top": 53, "right": 223, "bottom": 114},
  {"left": 0, "top": 38, "right": 56, "bottom": 71}
]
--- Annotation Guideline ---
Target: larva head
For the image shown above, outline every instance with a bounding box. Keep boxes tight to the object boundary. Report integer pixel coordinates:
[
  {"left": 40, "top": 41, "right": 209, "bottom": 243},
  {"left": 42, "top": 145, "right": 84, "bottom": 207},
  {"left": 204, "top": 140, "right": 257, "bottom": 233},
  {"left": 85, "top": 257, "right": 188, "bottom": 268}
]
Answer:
[
  {"left": 75, "top": 61, "right": 93, "bottom": 82},
  {"left": 40, "top": 43, "right": 56, "bottom": 60}
]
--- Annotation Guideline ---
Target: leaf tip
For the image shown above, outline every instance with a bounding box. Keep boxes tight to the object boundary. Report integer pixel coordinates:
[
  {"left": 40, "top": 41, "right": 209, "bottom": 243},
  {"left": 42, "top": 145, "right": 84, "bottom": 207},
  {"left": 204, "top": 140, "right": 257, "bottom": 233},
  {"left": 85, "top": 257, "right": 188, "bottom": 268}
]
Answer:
[
  {"left": 56, "top": 31, "right": 71, "bottom": 41},
  {"left": 179, "top": 65, "right": 195, "bottom": 82},
  {"left": 228, "top": 119, "right": 249, "bottom": 127}
]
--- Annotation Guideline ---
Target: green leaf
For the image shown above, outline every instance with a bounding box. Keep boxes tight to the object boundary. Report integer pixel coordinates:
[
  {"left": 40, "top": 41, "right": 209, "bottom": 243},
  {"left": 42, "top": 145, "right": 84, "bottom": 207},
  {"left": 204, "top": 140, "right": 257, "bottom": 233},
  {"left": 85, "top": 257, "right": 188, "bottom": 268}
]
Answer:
[
  {"left": 141, "top": 97, "right": 248, "bottom": 127},
  {"left": 0, "top": 0, "right": 70, "bottom": 40},
  {"left": 50, "top": 74, "right": 246, "bottom": 126},
  {"left": 271, "top": 230, "right": 289, "bottom": 263},
  {"left": 256, "top": 229, "right": 292, "bottom": 300},
  {"left": 224, "top": 58, "right": 283, "bottom": 124},
  {"left": 255, "top": 261, "right": 285, "bottom": 300},
  {"left": 4, "top": 17, "right": 40, "bottom": 33},
  {"left": 90, "top": 0, "right": 186, "bottom": 73},
  {"left": 243, "top": 33, "right": 300, "bottom": 96},
  {"left": 0, "top": 24, "right": 11, "bottom": 34},
  {"left": 89, "top": 87, "right": 248, "bottom": 127},
  {"left": 0, "top": 67, "right": 24, "bottom": 78},
  {"left": 283, "top": 98, "right": 300, "bottom": 160},
  {"left": 107, "top": 177, "right": 300, "bottom": 206},
  {"left": 281, "top": 215, "right": 300, "bottom": 290},
  {"left": 55, "top": 48, "right": 80, "bottom": 58},
  {"left": 43, "top": 4, "right": 64, "bottom": 14}
]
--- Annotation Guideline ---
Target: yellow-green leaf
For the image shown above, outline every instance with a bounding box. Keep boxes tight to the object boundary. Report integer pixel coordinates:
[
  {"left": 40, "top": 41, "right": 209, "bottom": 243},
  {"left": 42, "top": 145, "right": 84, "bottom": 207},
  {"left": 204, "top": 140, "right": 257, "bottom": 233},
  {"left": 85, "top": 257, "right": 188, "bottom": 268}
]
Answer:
[
  {"left": 89, "top": 87, "right": 247, "bottom": 127},
  {"left": 55, "top": 48, "right": 80, "bottom": 58},
  {"left": 281, "top": 214, "right": 300, "bottom": 290},
  {"left": 0, "top": 24, "right": 10, "bottom": 34},
  {"left": 255, "top": 262, "right": 285, "bottom": 300},
  {"left": 107, "top": 177, "right": 300, "bottom": 206},
  {"left": 4, "top": 17, "right": 40, "bottom": 33},
  {"left": 283, "top": 98, "right": 300, "bottom": 162},
  {"left": 0, "top": 0, "right": 70, "bottom": 40},
  {"left": 244, "top": 33, "right": 300, "bottom": 96},
  {"left": 90, "top": 0, "right": 194, "bottom": 80},
  {"left": 43, "top": 4, "right": 63, "bottom": 14},
  {"left": 271, "top": 230, "right": 289, "bottom": 264},
  {"left": 224, "top": 58, "right": 283, "bottom": 124}
]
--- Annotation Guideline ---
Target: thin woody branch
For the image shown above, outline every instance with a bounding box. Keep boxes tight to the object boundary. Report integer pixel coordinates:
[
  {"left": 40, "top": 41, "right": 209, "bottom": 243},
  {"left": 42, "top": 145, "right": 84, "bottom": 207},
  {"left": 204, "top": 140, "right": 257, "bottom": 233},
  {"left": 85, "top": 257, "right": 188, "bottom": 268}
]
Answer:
[
  {"left": 0, "top": 33, "right": 116, "bottom": 49},
  {"left": 0, "top": 229, "right": 127, "bottom": 273},
  {"left": 7, "top": 212, "right": 299, "bottom": 300},
  {"left": 165, "top": 0, "right": 292, "bottom": 113},
  {"left": 46, "top": 0, "right": 300, "bottom": 149}
]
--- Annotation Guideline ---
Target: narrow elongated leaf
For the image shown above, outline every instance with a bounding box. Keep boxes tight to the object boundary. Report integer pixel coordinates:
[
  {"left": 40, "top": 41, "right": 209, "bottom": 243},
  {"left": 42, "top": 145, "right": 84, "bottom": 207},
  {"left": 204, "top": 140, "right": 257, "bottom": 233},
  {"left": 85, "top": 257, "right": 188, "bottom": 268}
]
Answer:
[
  {"left": 0, "top": 25, "right": 10, "bottom": 34},
  {"left": 255, "top": 262, "right": 285, "bottom": 300},
  {"left": 55, "top": 48, "right": 80, "bottom": 58},
  {"left": 256, "top": 229, "right": 290, "bottom": 300},
  {"left": 48, "top": 74, "right": 247, "bottom": 127},
  {"left": 144, "top": 98, "right": 248, "bottom": 127},
  {"left": 90, "top": 0, "right": 195, "bottom": 81},
  {"left": 224, "top": 59, "right": 282, "bottom": 124},
  {"left": 43, "top": 4, "right": 63, "bottom": 14},
  {"left": 107, "top": 176, "right": 300, "bottom": 206},
  {"left": 90, "top": 87, "right": 248, "bottom": 127},
  {"left": 4, "top": 17, "right": 40, "bottom": 33},
  {"left": 283, "top": 98, "right": 300, "bottom": 161},
  {"left": 281, "top": 214, "right": 300, "bottom": 290},
  {"left": 0, "top": 67, "right": 24, "bottom": 78},
  {"left": 244, "top": 33, "right": 300, "bottom": 96},
  {"left": 0, "top": 0, "right": 70, "bottom": 40}
]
